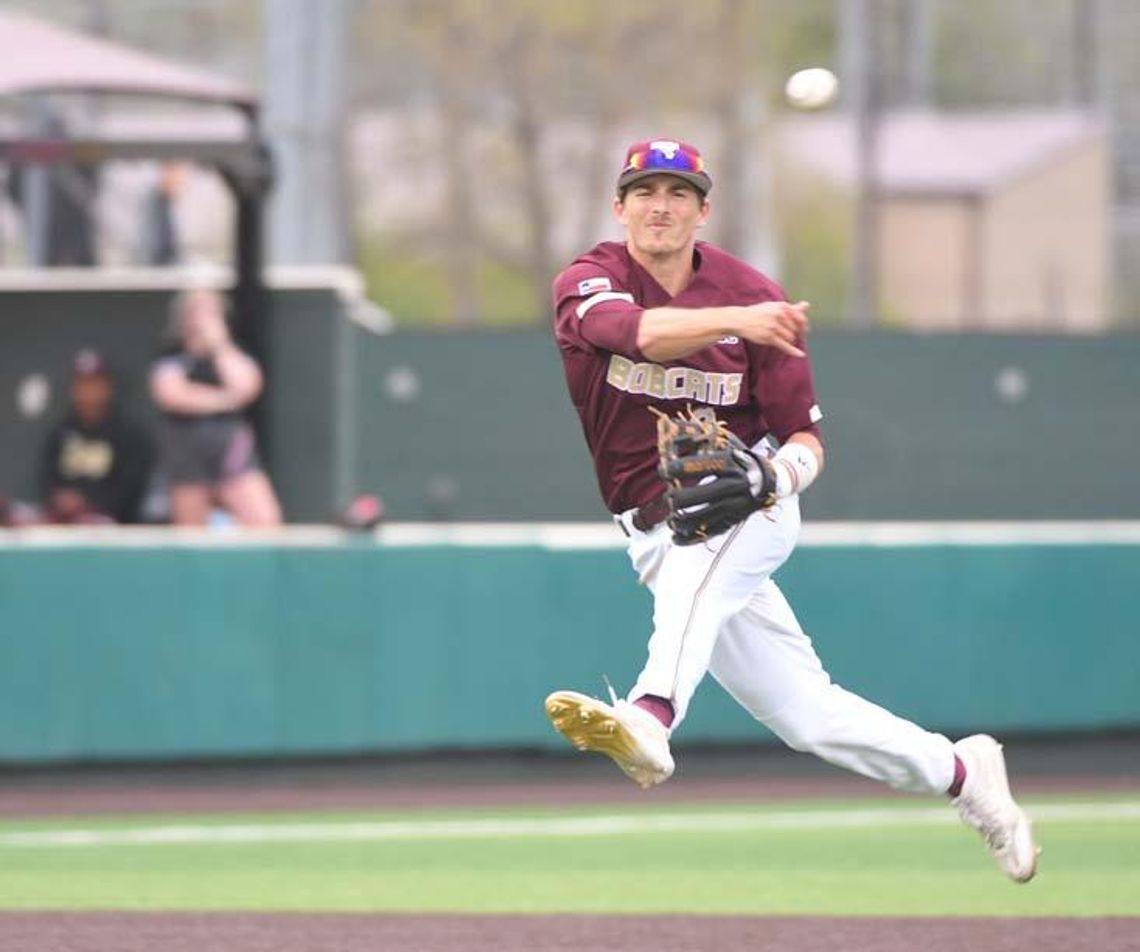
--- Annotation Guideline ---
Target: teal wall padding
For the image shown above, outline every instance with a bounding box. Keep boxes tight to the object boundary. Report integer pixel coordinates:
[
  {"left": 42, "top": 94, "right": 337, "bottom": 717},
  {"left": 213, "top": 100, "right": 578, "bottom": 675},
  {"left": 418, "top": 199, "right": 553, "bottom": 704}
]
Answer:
[{"left": 0, "top": 540, "right": 1136, "bottom": 763}]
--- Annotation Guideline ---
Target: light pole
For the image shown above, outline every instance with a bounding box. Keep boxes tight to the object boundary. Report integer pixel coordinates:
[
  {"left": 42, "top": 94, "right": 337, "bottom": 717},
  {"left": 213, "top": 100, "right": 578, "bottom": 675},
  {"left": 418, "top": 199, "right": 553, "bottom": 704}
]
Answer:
[{"left": 841, "top": 0, "right": 881, "bottom": 328}]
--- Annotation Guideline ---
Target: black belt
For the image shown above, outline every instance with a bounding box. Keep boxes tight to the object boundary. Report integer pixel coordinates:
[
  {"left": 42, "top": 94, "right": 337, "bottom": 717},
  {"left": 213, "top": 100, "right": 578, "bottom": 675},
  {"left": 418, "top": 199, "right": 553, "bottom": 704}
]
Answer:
[{"left": 629, "top": 496, "right": 670, "bottom": 533}]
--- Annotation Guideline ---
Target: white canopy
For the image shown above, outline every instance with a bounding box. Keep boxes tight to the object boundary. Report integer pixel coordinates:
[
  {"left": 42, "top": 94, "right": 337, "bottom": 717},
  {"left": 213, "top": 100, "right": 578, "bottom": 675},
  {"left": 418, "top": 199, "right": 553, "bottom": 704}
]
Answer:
[{"left": 0, "top": 9, "right": 254, "bottom": 109}]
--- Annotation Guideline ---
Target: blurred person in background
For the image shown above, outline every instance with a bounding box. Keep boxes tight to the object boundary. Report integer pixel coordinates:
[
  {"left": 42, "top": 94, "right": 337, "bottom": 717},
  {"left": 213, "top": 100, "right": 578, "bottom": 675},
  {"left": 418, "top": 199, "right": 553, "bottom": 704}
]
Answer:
[
  {"left": 38, "top": 350, "right": 154, "bottom": 524},
  {"left": 7, "top": 114, "right": 98, "bottom": 267},
  {"left": 149, "top": 288, "right": 282, "bottom": 527},
  {"left": 137, "top": 162, "right": 187, "bottom": 266}
]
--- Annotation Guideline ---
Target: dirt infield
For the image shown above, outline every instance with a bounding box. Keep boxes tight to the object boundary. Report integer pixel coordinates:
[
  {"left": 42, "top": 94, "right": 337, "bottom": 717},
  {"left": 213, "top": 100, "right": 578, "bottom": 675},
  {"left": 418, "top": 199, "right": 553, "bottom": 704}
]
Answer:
[
  {"left": 1, "top": 912, "right": 1137, "bottom": 952},
  {"left": 3, "top": 734, "right": 1138, "bottom": 817}
]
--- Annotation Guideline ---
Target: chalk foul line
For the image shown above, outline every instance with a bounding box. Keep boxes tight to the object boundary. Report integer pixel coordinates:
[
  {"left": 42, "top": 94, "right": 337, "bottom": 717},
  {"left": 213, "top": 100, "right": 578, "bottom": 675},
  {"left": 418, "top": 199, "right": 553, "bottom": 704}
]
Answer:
[{"left": 0, "top": 801, "right": 1137, "bottom": 848}]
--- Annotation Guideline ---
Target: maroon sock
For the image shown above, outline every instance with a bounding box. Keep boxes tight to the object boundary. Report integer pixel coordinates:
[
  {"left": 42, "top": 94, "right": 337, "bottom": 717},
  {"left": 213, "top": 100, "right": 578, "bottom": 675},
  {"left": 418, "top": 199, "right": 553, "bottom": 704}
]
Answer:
[
  {"left": 633, "top": 694, "right": 675, "bottom": 728},
  {"left": 947, "top": 755, "right": 967, "bottom": 797}
]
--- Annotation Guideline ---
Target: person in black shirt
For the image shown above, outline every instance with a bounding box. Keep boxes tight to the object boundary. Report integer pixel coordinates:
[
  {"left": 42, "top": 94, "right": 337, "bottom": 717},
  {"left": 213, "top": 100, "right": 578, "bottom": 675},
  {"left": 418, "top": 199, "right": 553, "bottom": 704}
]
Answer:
[
  {"left": 149, "top": 288, "right": 282, "bottom": 526},
  {"left": 39, "top": 350, "right": 153, "bottom": 524}
]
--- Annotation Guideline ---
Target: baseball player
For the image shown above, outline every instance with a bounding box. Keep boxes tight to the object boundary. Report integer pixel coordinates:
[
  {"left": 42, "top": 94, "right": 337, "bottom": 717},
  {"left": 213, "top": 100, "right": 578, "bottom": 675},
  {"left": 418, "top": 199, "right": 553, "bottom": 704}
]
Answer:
[{"left": 545, "top": 138, "right": 1039, "bottom": 883}]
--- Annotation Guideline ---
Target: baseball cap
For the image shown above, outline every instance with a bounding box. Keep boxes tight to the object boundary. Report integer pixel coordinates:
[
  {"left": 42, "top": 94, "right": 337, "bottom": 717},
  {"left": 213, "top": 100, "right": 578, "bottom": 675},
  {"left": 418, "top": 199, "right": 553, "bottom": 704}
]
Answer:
[
  {"left": 71, "top": 348, "right": 111, "bottom": 379},
  {"left": 617, "top": 139, "right": 712, "bottom": 196}
]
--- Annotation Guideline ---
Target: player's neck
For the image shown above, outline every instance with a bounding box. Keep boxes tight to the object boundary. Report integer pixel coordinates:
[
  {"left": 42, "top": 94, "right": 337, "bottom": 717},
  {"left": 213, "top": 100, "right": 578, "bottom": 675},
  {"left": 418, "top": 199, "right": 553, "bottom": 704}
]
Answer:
[{"left": 627, "top": 242, "right": 696, "bottom": 298}]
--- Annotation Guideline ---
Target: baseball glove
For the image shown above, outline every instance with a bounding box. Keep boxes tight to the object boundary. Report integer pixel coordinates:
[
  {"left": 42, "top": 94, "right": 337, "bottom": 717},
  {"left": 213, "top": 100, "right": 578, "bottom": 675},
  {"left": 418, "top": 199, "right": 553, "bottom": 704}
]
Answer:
[{"left": 653, "top": 406, "right": 777, "bottom": 545}]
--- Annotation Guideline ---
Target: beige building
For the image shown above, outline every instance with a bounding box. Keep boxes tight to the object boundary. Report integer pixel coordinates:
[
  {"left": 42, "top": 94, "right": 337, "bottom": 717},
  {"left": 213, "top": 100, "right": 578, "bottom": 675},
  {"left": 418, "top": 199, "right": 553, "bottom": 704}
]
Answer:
[{"left": 781, "top": 110, "right": 1111, "bottom": 330}]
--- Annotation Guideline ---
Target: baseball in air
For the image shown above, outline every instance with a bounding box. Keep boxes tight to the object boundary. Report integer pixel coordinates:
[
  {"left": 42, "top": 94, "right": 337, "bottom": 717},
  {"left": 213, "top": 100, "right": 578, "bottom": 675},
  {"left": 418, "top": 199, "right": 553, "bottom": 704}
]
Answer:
[{"left": 784, "top": 67, "right": 839, "bottom": 110}]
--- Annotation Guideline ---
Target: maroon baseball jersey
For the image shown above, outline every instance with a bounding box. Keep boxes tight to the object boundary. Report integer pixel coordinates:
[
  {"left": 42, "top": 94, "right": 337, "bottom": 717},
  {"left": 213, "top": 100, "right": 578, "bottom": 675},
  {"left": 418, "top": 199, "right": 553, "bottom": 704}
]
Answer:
[{"left": 552, "top": 240, "right": 823, "bottom": 514}]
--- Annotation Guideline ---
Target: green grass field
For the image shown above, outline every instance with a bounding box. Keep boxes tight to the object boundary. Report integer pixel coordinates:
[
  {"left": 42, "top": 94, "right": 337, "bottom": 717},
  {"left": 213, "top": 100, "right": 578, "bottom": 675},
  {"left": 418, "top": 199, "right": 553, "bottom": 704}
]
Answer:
[{"left": 1, "top": 794, "right": 1137, "bottom": 916}]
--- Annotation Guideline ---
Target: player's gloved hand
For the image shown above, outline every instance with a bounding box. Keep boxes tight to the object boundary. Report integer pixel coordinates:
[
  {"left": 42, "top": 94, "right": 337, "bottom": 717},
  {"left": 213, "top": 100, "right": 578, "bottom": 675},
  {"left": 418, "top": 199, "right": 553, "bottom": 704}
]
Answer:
[{"left": 654, "top": 406, "right": 777, "bottom": 546}]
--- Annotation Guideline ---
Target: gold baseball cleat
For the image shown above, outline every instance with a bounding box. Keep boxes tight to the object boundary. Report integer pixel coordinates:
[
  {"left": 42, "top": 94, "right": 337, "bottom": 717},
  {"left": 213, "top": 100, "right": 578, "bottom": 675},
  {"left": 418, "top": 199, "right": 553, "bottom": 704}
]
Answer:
[{"left": 545, "top": 689, "right": 674, "bottom": 789}]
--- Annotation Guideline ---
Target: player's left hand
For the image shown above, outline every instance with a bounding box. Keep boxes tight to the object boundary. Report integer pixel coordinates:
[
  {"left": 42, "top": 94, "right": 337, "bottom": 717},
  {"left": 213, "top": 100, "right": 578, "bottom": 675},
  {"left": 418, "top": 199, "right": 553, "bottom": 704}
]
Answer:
[{"left": 654, "top": 406, "right": 777, "bottom": 545}]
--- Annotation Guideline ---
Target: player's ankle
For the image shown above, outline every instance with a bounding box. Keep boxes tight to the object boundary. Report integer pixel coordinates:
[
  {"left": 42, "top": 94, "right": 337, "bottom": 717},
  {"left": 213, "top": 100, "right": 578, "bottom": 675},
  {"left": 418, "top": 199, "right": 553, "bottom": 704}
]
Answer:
[
  {"left": 633, "top": 694, "right": 675, "bottom": 728},
  {"left": 947, "top": 754, "right": 967, "bottom": 797}
]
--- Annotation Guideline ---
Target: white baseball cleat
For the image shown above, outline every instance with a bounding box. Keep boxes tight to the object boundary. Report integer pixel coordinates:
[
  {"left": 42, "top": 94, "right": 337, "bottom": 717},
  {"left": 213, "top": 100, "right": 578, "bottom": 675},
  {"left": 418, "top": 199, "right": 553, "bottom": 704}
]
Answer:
[
  {"left": 951, "top": 734, "right": 1040, "bottom": 883},
  {"left": 545, "top": 690, "right": 674, "bottom": 789}
]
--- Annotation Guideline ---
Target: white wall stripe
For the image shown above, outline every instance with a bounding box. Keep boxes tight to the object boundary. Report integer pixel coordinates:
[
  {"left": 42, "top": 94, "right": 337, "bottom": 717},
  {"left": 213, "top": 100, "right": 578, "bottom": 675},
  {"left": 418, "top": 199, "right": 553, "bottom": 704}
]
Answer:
[
  {"left": 1, "top": 800, "right": 1136, "bottom": 848},
  {"left": 0, "top": 265, "right": 365, "bottom": 298},
  {"left": 2, "top": 522, "right": 1140, "bottom": 551}
]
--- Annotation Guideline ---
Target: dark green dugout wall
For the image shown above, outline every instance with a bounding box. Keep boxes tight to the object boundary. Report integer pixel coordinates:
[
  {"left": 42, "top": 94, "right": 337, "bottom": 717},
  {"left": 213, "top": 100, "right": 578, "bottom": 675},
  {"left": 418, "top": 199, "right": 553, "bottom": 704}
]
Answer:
[
  {"left": 2, "top": 287, "right": 1138, "bottom": 520},
  {"left": 0, "top": 284, "right": 346, "bottom": 520},
  {"left": 0, "top": 538, "right": 1136, "bottom": 763},
  {"left": 347, "top": 328, "right": 1140, "bottom": 521}
]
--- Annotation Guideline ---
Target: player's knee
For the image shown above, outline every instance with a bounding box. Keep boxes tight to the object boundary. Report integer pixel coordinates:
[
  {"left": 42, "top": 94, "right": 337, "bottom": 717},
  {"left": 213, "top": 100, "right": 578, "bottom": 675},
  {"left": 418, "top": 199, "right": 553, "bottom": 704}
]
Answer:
[
  {"left": 763, "top": 697, "right": 833, "bottom": 754},
  {"left": 772, "top": 719, "right": 823, "bottom": 754}
]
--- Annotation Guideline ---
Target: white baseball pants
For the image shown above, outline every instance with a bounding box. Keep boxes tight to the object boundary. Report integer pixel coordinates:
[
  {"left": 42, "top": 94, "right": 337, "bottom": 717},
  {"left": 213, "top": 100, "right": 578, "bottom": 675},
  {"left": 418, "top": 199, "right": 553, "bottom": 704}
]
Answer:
[{"left": 617, "top": 491, "right": 955, "bottom": 796}]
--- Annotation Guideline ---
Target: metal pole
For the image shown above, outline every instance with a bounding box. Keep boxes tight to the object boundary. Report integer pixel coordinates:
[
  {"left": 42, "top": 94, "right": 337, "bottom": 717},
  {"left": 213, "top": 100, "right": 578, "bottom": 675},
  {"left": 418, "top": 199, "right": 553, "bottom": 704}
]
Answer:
[
  {"left": 264, "top": 0, "right": 351, "bottom": 265},
  {"left": 1070, "top": 0, "right": 1099, "bottom": 108},
  {"left": 842, "top": 0, "right": 880, "bottom": 328},
  {"left": 20, "top": 96, "right": 52, "bottom": 266},
  {"left": 905, "top": 0, "right": 935, "bottom": 107},
  {"left": 743, "top": 92, "right": 781, "bottom": 277}
]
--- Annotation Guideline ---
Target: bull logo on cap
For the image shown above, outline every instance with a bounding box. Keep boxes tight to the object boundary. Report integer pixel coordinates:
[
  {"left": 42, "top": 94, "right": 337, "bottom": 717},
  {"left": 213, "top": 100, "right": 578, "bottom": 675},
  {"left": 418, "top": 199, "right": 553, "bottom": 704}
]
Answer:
[{"left": 649, "top": 139, "right": 681, "bottom": 159}]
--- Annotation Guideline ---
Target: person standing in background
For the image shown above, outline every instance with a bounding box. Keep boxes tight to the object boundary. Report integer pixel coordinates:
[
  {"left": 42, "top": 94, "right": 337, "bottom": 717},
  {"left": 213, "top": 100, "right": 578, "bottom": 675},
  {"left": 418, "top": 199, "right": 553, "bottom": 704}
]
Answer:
[
  {"left": 150, "top": 288, "right": 282, "bottom": 527},
  {"left": 138, "top": 162, "right": 186, "bottom": 266}
]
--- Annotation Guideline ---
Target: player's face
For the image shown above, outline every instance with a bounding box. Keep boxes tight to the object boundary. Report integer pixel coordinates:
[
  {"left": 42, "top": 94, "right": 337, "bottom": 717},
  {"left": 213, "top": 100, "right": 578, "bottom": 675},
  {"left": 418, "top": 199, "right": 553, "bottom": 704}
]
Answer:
[
  {"left": 614, "top": 175, "right": 710, "bottom": 261},
  {"left": 70, "top": 374, "right": 112, "bottom": 425}
]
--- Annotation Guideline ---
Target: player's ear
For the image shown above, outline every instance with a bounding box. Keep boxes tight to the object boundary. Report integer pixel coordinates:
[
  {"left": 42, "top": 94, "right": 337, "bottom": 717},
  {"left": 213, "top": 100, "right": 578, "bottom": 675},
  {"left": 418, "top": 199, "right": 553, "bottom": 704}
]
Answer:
[
  {"left": 612, "top": 194, "right": 629, "bottom": 225},
  {"left": 697, "top": 197, "right": 711, "bottom": 227}
]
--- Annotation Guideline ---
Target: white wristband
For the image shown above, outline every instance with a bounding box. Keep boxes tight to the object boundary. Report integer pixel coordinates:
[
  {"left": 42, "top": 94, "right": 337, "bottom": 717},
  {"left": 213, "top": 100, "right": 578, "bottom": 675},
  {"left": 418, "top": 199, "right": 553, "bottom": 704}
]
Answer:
[{"left": 772, "top": 442, "right": 820, "bottom": 498}]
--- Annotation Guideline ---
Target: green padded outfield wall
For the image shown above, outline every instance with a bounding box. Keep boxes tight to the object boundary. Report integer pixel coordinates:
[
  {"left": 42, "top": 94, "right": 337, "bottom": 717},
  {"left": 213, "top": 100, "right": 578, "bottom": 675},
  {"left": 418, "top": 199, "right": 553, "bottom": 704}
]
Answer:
[
  {"left": 0, "top": 537, "right": 1137, "bottom": 763},
  {"left": 2, "top": 287, "right": 1139, "bottom": 521},
  {"left": 346, "top": 328, "right": 1140, "bottom": 521}
]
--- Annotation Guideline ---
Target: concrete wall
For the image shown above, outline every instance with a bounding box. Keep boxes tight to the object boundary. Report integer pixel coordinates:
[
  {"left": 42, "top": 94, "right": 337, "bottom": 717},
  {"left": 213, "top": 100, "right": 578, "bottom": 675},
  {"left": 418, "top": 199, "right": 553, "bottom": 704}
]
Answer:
[
  {"left": 983, "top": 138, "right": 1109, "bottom": 330},
  {"left": 875, "top": 136, "right": 1108, "bottom": 331},
  {"left": 879, "top": 198, "right": 972, "bottom": 327}
]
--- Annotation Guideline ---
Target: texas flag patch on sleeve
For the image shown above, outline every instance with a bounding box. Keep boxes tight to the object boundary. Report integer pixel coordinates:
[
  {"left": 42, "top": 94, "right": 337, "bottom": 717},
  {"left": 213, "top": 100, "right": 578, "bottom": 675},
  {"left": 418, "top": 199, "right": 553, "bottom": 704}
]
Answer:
[{"left": 577, "top": 276, "right": 612, "bottom": 296}]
